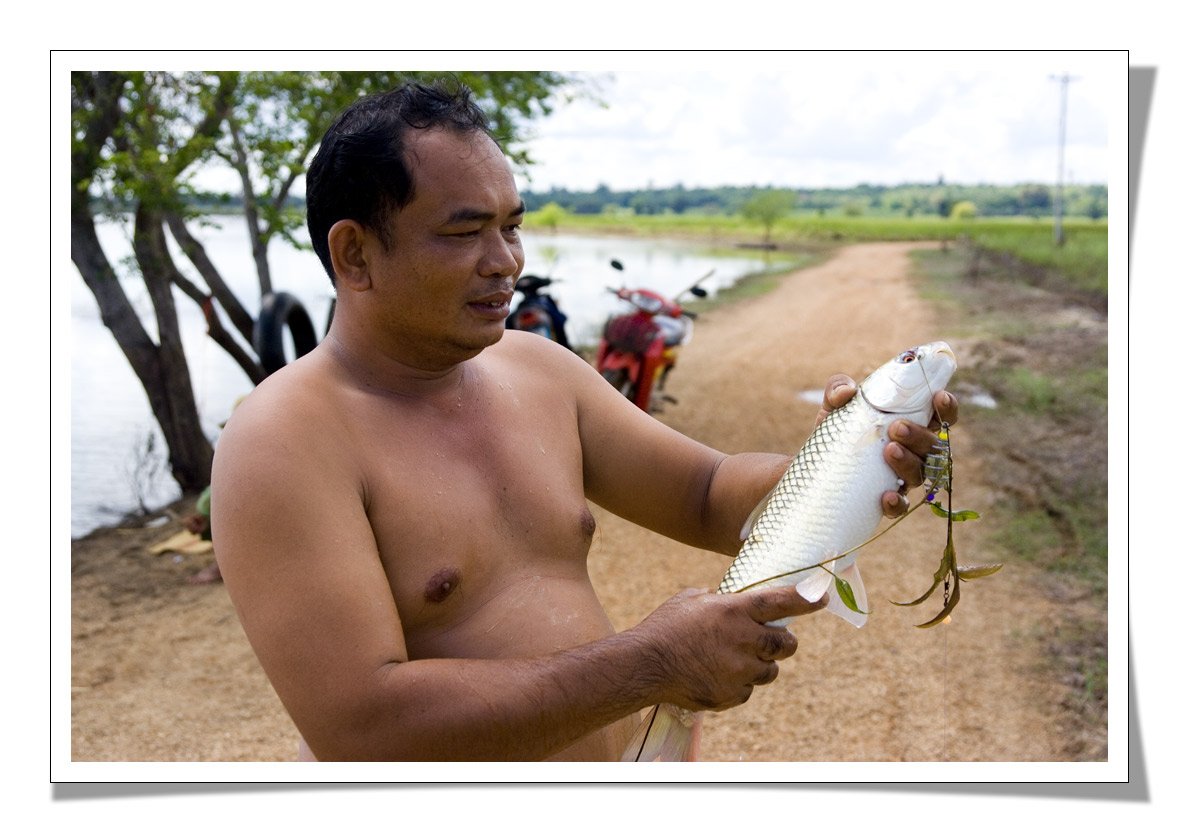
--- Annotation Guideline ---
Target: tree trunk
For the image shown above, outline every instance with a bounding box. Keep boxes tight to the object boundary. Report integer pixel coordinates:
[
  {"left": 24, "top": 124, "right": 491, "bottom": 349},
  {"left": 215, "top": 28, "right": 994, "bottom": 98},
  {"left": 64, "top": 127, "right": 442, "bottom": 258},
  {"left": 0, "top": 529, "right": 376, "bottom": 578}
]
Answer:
[
  {"left": 228, "top": 119, "right": 273, "bottom": 296},
  {"left": 72, "top": 209, "right": 216, "bottom": 494},
  {"left": 128, "top": 204, "right": 215, "bottom": 492}
]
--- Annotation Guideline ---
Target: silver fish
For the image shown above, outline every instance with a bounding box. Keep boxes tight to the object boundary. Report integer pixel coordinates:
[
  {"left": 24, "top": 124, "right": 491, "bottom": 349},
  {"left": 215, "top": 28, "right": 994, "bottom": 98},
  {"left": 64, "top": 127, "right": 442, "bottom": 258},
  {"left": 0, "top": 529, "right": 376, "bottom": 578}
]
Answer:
[
  {"left": 624, "top": 341, "right": 957, "bottom": 761},
  {"left": 720, "top": 340, "right": 958, "bottom": 625}
]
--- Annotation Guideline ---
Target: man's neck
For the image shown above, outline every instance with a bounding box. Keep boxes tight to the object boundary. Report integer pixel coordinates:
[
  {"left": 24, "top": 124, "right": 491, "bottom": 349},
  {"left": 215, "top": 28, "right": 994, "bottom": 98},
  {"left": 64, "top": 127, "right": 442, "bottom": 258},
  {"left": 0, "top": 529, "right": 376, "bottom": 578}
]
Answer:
[{"left": 320, "top": 328, "right": 473, "bottom": 403}]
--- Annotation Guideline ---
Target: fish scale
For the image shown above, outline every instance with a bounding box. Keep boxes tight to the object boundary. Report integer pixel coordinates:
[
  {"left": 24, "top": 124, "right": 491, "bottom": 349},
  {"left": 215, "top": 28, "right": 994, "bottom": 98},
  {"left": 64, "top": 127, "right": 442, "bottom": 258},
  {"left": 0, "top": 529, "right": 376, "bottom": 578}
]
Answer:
[{"left": 718, "top": 389, "right": 899, "bottom": 609}]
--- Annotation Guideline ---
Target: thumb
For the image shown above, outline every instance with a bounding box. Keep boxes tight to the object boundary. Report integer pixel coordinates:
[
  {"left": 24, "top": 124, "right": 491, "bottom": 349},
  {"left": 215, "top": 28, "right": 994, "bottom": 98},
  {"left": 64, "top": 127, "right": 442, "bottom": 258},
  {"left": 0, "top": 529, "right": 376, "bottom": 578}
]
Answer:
[{"left": 743, "top": 586, "right": 829, "bottom": 623}]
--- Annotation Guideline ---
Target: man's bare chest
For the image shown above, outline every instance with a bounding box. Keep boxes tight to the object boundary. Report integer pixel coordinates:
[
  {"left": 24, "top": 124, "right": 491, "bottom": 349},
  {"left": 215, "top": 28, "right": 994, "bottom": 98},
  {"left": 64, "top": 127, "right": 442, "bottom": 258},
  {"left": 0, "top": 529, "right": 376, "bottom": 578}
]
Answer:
[{"left": 351, "top": 382, "right": 598, "bottom": 650}]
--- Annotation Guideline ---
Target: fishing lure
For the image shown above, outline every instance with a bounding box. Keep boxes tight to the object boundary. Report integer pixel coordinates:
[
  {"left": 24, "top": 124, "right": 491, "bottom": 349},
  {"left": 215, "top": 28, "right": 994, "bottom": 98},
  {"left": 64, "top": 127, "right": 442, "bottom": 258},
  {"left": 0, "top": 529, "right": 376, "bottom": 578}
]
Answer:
[{"left": 891, "top": 417, "right": 1001, "bottom": 627}]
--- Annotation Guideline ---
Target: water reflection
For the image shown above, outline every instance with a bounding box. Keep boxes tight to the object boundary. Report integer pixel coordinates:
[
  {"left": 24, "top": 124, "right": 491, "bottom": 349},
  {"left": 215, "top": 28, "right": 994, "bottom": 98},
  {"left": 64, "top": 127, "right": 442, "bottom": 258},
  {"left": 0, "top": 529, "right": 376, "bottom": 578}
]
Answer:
[{"left": 515, "top": 231, "right": 790, "bottom": 347}]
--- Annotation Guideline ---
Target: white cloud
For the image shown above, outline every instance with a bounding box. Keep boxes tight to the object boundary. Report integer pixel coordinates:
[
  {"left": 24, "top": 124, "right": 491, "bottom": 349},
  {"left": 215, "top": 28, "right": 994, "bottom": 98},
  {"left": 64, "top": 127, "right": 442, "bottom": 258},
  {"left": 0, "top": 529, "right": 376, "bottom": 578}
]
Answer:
[{"left": 521, "top": 52, "right": 1121, "bottom": 192}]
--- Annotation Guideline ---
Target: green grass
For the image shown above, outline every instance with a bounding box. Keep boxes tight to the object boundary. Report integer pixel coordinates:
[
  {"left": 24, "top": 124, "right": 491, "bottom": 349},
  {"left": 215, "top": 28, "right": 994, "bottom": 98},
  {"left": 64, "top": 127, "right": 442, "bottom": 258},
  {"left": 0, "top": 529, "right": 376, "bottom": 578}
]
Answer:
[{"left": 555, "top": 212, "right": 1108, "bottom": 295}]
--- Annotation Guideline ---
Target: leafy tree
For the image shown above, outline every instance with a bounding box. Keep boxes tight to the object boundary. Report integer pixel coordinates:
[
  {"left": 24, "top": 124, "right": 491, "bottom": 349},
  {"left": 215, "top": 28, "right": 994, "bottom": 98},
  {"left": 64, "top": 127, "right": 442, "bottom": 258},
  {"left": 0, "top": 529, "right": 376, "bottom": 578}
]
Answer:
[
  {"left": 950, "top": 201, "right": 978, "bottom": 220},
  {"left": 72, "top": 70, "right": 577, "bottom": 496},
  {"left": 530, "top": 201, "right": 569, "bottom": 232},
  {"left": 740, "top": 188, "right": 796, "bottom": 245},
  {"left": 1020, "top": 184, "right": 1052, "bottom": 218}
]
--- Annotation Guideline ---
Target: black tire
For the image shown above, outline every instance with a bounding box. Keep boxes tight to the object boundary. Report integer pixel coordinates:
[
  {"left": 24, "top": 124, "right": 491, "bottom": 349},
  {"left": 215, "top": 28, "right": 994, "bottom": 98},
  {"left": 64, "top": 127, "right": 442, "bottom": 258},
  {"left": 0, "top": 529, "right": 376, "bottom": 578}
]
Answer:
[{"left": 254, "top": 291, "right": 318, "bottom": 376}]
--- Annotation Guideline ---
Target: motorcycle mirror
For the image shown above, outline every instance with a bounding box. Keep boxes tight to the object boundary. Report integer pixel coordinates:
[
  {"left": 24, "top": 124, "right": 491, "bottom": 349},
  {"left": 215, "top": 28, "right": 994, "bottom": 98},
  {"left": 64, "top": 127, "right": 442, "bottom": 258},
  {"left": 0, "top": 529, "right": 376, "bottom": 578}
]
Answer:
[
  {"left": 690, "top": 286, "right": 708, "bottom": 298},
  {"left": 610, "top": 259, "right": 624, "bottom": 271}
]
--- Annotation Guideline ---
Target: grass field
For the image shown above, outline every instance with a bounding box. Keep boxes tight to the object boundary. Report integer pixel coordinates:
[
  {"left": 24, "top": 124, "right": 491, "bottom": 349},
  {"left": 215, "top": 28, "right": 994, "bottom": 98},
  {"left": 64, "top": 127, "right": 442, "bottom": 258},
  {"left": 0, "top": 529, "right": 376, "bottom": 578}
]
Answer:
[{"left": 553, "top": 211, "right": 1108, "bottom": 297}]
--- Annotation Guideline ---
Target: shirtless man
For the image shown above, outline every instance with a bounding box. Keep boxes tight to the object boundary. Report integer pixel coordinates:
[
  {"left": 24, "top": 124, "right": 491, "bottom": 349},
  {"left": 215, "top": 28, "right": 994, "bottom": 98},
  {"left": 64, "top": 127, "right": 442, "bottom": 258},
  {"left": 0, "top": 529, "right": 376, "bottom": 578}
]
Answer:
[{"left": 211, "top": 82, "right": 957, "bottom": 762}]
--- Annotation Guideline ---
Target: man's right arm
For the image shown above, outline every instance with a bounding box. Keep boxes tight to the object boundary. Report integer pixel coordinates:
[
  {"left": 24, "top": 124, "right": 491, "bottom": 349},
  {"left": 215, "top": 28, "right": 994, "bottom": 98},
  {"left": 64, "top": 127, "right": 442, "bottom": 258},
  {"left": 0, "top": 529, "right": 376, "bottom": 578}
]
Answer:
[{"left": 212, "top": 393, "right": 823, "bottom": 761}]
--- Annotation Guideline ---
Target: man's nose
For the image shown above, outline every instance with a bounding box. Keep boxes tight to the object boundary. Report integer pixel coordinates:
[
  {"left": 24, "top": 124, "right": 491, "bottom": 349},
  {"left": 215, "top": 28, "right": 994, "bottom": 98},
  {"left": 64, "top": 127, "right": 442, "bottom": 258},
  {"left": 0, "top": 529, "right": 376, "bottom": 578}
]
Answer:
[{"left": 479, "top": 232, "right": 523, "bottom": 278}]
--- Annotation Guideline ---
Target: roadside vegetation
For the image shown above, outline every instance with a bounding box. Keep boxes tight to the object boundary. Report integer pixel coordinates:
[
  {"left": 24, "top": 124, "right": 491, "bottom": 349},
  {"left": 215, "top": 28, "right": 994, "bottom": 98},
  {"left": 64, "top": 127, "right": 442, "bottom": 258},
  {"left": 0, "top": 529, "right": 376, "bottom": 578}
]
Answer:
[{"left": 911, "top": 242, "right": 1108, "bottom": 761}]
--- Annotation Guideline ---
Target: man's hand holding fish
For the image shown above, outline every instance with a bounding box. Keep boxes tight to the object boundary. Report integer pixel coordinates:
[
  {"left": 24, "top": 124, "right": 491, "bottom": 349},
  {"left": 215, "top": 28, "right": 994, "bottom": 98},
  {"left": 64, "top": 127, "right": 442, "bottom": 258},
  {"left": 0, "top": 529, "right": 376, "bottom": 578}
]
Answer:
[{"left": 818, "top": 373, "right": 960, "bottom": 518}]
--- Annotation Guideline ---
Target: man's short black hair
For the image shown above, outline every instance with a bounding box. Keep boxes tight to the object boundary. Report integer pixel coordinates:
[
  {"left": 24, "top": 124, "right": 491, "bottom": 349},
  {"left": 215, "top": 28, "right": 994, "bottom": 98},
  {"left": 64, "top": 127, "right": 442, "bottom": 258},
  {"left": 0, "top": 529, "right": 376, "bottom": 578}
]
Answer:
[{"left": 305, "top": 81, "right": 494, "bottom": 285}]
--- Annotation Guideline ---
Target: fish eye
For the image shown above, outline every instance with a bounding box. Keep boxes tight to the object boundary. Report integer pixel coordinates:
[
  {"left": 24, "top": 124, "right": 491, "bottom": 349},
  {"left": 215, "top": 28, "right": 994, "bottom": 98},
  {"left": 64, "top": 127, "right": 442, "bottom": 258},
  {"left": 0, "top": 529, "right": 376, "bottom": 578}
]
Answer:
[{"left": 898, "top": 349, "right": 918, "bottom": 363}]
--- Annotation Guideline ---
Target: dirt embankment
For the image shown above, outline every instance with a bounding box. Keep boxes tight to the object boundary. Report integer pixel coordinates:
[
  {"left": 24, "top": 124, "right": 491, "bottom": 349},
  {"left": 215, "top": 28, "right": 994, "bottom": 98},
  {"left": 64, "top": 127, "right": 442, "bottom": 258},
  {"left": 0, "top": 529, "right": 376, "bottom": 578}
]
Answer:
[{"left": 70, "top": 241, "right": 1081, "bottom": 762}]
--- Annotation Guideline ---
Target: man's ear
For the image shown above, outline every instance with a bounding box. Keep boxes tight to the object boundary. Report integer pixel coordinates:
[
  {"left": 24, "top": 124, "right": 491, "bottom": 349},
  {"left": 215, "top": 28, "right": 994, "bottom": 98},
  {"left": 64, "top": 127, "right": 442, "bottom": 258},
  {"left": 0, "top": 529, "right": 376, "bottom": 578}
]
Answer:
[{"left": 328, "top": 220, "right": 373, "bottom": 292}]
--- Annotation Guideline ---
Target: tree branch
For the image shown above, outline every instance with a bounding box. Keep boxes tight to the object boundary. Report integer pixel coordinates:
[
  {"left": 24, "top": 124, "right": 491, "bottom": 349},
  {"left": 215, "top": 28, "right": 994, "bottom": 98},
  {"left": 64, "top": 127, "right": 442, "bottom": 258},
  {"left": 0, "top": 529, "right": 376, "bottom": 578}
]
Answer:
[
  {"left": 164, "top": 212, "right": 257, "bottom": 344},
  {"left": 170, "top": 268, "right": 267, "bottom": 386}
]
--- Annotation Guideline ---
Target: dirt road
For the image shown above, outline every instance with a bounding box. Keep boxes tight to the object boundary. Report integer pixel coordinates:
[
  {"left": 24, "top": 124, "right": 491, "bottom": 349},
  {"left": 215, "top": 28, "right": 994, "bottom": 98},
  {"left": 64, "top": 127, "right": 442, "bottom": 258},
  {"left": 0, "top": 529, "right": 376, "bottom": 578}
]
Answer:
[{"left": 70, "top": 241, "right": 1073, "bottom": 763}]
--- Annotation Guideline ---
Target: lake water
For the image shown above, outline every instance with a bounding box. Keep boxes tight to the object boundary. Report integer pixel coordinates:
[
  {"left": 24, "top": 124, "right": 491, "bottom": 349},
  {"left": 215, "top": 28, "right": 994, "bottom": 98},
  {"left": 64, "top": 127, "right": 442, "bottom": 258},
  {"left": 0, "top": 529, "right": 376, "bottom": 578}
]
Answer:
[{"left": 70, "top": 217, "right": 788, "bottom": 538}]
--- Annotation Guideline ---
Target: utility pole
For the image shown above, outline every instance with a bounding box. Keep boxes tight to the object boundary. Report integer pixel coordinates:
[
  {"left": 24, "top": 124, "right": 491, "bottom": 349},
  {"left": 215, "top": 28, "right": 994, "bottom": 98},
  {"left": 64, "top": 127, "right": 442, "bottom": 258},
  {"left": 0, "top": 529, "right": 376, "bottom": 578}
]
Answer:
[{"left": 1049, "top": 72, "right": 1078, "bottom": 246}]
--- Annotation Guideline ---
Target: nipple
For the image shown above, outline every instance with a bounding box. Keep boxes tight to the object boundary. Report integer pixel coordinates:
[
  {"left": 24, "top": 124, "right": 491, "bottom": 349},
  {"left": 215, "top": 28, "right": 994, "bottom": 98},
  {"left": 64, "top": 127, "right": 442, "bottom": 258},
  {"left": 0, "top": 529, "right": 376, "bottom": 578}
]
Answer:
[
  {"left": 424, "top": 567, "right": 461, "bottom": 604},
  {"left": 579, "top": 508, "right": 598, "bottom": 540}
]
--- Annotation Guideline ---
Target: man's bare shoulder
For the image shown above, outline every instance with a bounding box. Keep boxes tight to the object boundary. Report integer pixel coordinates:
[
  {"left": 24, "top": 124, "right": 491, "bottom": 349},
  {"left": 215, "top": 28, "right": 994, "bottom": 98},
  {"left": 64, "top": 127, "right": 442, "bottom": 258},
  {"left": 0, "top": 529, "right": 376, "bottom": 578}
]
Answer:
[
  {"left": 490, "top": 329, "right": 585, "bottom": 365},
  {"left": 222, "top": 355, "right": 338, "bottom": 442},
  {"left": 485, "top": 330, "right": 603, "bottom": 393},
  {"left": 213, "top": 348, "right": 365, "bottom": 499}
]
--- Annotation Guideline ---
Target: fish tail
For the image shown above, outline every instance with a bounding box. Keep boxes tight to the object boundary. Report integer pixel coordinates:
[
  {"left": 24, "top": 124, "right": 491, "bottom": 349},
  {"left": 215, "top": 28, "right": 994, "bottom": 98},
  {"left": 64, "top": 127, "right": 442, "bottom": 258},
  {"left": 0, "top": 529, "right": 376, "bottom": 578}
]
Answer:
[{"left": 622, "top": 704, "right": 702, "bottom": 761}]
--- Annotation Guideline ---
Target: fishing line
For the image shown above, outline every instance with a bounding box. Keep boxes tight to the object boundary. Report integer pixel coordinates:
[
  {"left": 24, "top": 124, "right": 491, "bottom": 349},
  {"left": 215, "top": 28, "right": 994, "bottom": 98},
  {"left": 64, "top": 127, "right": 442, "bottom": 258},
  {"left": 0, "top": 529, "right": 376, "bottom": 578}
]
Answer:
[{"left": 943, "top": 622, "right": 949, "bottom": 761}]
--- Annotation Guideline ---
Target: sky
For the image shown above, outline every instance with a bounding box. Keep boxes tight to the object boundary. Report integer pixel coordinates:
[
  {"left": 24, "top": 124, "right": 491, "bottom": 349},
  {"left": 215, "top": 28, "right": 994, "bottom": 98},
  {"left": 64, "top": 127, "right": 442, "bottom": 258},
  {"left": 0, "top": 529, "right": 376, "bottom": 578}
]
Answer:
[
  {"left": 514, "top": 52, "right": 1121, "bottom": 193},
  {"left": 167, "top": 52, "right": 1122, "bottom": 198}
]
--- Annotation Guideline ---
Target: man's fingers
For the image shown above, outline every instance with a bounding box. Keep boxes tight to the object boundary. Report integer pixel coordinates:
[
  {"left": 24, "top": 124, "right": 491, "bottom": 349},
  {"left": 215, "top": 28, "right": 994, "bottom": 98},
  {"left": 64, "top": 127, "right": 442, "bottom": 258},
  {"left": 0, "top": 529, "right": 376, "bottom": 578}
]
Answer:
[
  {"left": 816, "top": 374, "right": 856, "bottom": 426},
  {"left": 743, "top": 587, "right": 829, "bottom": 623},
  {"left": 755, "top": 626, "right": 799, "bottom": 662},
  {"left": 931, "top": 390, "right": 959, "bottom": 428}
]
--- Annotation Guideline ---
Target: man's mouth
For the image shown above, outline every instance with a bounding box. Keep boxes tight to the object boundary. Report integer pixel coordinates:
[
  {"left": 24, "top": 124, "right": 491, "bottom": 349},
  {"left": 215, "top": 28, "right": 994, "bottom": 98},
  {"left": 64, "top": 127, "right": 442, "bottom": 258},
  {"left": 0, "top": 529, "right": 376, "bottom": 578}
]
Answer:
[{"left": 467, "top": 291, "right": 514, "bottom": 320}]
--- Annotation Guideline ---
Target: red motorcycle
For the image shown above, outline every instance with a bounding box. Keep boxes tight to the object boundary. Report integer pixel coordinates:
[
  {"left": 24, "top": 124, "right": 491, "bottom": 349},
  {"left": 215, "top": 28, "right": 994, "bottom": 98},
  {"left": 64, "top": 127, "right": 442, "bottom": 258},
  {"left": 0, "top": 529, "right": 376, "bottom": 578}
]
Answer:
[{"left": 594, "top": 259, "right": 710, "bottom": 413}]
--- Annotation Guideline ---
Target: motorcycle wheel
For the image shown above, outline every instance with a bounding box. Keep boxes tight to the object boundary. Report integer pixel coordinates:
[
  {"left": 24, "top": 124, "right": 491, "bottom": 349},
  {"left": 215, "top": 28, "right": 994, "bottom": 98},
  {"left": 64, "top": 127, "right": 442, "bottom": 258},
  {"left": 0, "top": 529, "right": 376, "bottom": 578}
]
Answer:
[{"left": 601, "top": 368, "right": 637, "bottom": 404}]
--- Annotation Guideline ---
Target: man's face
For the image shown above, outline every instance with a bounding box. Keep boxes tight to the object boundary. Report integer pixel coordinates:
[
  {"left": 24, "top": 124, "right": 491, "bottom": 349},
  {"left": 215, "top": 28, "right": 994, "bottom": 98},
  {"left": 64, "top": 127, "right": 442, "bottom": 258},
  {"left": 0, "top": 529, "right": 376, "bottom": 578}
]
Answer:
[{"left": 364, "top": 128, "right": 526, "bottom": 367}]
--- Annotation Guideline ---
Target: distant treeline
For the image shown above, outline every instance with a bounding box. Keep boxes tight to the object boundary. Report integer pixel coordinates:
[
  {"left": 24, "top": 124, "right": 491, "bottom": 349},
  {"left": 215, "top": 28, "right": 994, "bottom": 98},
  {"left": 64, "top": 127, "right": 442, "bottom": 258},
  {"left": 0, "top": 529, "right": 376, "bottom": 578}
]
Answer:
[
  {"left": 517, "top": 181, "right": 1108, "bottom": 220},
  {"left": 180, "top": 180, "right": 1107, "bottom": 221}
]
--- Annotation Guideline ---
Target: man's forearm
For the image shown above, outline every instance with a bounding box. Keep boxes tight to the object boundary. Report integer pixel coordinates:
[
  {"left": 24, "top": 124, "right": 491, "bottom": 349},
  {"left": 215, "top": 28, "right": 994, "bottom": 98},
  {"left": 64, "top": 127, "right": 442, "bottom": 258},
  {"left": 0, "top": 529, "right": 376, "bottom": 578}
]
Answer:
[{"left": 303, "top": 629, "right": 662, "bottom": 762}]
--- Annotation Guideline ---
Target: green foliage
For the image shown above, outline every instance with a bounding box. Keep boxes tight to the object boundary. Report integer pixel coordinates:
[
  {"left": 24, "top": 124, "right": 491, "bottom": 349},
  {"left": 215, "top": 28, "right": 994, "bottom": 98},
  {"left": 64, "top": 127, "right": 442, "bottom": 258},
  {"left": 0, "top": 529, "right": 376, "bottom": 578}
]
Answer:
[
  {"left": 950, "top": 200, "right": 978, "bottom": 220},
  {"left": 739, "top": 188, "right": 796, "bottom": 240},
  {"left": 967, "top": 223, "right": 1108, "bottom": 295},
  {"left": 530, "top": 201, "right": 569, "bottom": 231},
  {"left": 520, "top": 181, "right": 1108, "bottom": 221}
]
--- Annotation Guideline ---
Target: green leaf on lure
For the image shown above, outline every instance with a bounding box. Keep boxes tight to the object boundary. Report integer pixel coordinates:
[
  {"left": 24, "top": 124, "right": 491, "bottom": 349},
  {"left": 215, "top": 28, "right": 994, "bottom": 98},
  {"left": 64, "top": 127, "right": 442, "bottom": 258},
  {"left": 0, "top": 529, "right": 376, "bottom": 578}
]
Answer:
[
  {"left": 835, "top": 574, "right": 869, "bottom": 616},
  {"left": 928, "top": 501, "right": 980, "bottom": 522}
]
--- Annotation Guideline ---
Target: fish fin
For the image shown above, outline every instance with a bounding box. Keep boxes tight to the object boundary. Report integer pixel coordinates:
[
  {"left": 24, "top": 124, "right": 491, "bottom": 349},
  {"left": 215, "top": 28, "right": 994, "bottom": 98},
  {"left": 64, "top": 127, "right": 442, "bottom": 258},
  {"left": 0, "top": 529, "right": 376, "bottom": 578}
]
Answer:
[
  {"left": 622, "top": 704, "right": 702, "bottom": 762},
  {"left": 739, "top": 489, "right": 776, "bottom": 542},
  {"left": 795, "top": 567, "right": 834, "bottom": 603},
  {"left": 827, "top": 562, "right": 870, "bottom": 628}
]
